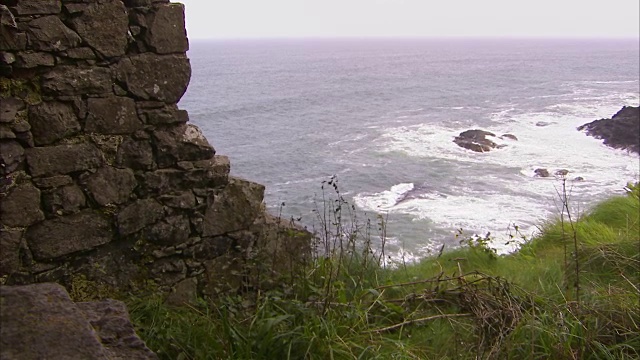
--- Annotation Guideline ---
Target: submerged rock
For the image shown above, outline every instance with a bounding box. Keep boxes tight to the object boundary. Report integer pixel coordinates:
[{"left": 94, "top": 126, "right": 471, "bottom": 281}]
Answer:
[
  {"left": 534, "top": 168, "right": 550, "bottom": 177},
  {"left": 535, "top": 121, "right": 555, "bottom": 127},
  {"left": 578, "top": 106, "right": 639, "bottom": 154}
]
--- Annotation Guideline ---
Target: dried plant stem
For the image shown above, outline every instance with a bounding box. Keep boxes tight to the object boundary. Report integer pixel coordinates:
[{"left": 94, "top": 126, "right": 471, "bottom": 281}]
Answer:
[{"left": 367, "top": 313, "right": 472, "bottom": 333}]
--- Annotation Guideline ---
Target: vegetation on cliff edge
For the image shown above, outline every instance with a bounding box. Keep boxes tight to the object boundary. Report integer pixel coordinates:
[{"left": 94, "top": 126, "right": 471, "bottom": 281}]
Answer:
[{"left": 128, "top": 180, "right": 640, "bottom": 359}]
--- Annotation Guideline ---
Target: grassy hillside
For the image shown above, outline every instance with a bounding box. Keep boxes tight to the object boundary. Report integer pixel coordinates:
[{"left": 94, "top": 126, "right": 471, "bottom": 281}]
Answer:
[{"left": 128, "top": 182, "right": 639, "bottom": 359}]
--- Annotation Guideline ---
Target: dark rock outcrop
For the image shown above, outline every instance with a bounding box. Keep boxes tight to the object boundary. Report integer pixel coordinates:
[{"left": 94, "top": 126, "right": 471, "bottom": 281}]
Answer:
[
  {"left": 0, "top": 283, "right": 157, "bottom": 359},
  {"left": 454, "top": 129, "right": 499, "bottom": 152},
  {"left": 578, "top": 106, "right": 640, "bottom": 154}
]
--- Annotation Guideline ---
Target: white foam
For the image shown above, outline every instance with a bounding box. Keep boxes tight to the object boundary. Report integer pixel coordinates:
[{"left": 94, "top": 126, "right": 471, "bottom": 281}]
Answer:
[
  {"left": 579, "top": 80, "right": 640, "bottom": 85},
  {"left": 353, "top": 183, "right": 414, "bottom": 211},
  {"left": 393, "top": 108, "right": 424, "bottom": 113},
  {"left": 354, "top": 182, "right": 552, "bottom": 254},
  {"left": 368, "top": 93, "right": 639, "bottom": 254}
]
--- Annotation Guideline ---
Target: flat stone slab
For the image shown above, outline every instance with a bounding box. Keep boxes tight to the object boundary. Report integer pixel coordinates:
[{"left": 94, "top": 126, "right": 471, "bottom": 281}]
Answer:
[
  {"left": 0, "top": 283, "right": 157, "bottom": 359},
  {"left": 0, "top": 283, "right": 109, "bottom": 359},
  {"left": 77, "top": 299, "right": 158, "bottom": 359},
  {"left": 26, "top": 209, "right": 113, "bottom": 260},
  {"left": 26, "top": 143, "right": 104, "bottom": 177}
]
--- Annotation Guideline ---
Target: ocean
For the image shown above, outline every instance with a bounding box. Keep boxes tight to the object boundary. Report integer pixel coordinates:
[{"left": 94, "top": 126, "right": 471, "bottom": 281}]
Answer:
[{"left": 180, "top": 38, "right": 640, "bottom": 261}]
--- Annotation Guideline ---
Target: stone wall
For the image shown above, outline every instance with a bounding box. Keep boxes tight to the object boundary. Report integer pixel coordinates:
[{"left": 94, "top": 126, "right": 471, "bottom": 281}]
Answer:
[{"left": 0, "top": 0, "right": 309, "bottom": 301}]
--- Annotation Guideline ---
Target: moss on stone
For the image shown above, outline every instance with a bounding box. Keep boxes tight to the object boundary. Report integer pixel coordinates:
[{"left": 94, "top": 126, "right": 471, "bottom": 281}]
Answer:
[
  {"left": 89, "top": 134, "right": 123, "bottom": 166},
  {"left": 68, "top": 273, "right": 116, "bottom": 302},
  {"left": 0, "top": 77, "right": 42, "bottom": 105},
  {"left": 59, "top": 134, "right": 91, "bottom": 145}
]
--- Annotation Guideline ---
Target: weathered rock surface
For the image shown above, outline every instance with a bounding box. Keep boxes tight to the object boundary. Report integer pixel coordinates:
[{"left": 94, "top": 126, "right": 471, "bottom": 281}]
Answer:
[
  {"left": 153, "top": 124, "right": 215, "bottom": 167},
  {"left": 0, "top": 140, "right": 25, "bottom": 174},
  {"left": 77, "top": 299, "right": 158, "bottom": 359},
  {"left": 159, "top": 190, "right": 196, "bottom": 209},
  {"left": 42, "top": 65, "right": 112, "bottom": 96},
  {"left": 578, "top": 106, "right": 640, "bottom": 154},
  {"left": 138, "top": 103, "right": 189, "bottom": 125},
  {"left": 454, "top": 129, "right": 499, "bottom": 152},
  {"left": 69, "top": 0, "right": 129, "bottom": 58},
  {"left": 83, "top": 166, "right": 137, "bottom": 206},
  {"left": 0, "top": 182, "right": 45, "bottom": 227},
  {"left": 116, "top": 53, "right": 191, "bottom": 103},
  {"left": 26, "top": 15, "right": 81, "bottom": 52},
  {"left": 0, "top": 283, "right": 110, "bottom": 359},
  {"left": 145, "top": 214, "right": 190, "bottom": 245},
  {"left": 64, "top": 47, "right": 96, "bottom": 60},
  {"left": 117, "top": 198, "right": 165, "bottom": 235},
  {"left": 15, "top": 51, "right": 55, "bottom": 68},
  {"left": 142, "top": 156, "right": 230, "bottom": 194},
  {"left": 0, "top": 229, "right": 22, "bottom": 276},
  {"left": 12, "top": 1, "right": 62, "bottom": 16},
  {"left": 26, "top": 143, "right": 104, "bottom": 177},
  {"left": 28, "top": 101, "right": 81, "bottom": 145},
  {"left": 0, "top": 283, "right": 157, "bottom": 359},
  {"left": 26, "top": 209, "right": 113, "bottom": 260},
  {"left": 144, "top": 3, "right": 189, "bottom": 54},
  {"left": 42, "top": 184, "right": 86, "bottom": 215},
  {"left": 0, "top": 98, "right": 24, "bottom": 123},
  {"left": 116, "top": 136, "right": 156, "bottom": 170},
  {"left": 85, "top": 96, "right": 142, "bottom": 135},
  {"left": 32, "top": 175, "right": 73, "bottom": 189},
  {"left": 202, "top": 178, "right": 265, "bottom": 237}
]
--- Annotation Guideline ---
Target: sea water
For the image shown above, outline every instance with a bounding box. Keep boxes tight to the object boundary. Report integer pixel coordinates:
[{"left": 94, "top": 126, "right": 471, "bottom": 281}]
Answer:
[{"left": 181, "top": 38, "right": 640, "bottom": 260}]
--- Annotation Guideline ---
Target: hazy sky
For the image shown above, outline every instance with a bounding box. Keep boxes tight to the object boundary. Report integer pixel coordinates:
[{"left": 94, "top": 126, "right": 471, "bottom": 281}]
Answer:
[{"left": 177, "top": 0, "right": 639, "bottom": 39}]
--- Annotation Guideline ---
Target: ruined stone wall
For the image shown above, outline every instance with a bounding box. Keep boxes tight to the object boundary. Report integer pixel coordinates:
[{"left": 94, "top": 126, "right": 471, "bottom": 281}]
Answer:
[{"left": 0, "top": 0, "right": 308, "bottom": 301}]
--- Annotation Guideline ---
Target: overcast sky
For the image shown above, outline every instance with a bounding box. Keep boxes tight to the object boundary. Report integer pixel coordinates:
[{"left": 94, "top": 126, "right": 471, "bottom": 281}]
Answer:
[{"left": 177, "top": 0, "right": 639, "bottom": 40}]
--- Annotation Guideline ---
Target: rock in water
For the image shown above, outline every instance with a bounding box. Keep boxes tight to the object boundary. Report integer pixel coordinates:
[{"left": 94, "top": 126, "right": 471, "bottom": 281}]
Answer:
[
  {"left": 453, "top": 129, "right": 500, "bottom": 152},
  {"left": 500, "top": 133, "right": 518, "bottom": 141},
  {"left": 534, "top": 168, "right": 550, "bottom": 177},
  {"left": 578, "top": 106, "right": 640, "bottom": 154}
]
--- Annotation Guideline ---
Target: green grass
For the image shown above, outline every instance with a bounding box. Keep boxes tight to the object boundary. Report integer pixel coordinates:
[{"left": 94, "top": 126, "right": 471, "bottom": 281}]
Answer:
[{"left": 128, "top": 183, "right": 640, "bottom": 359}]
